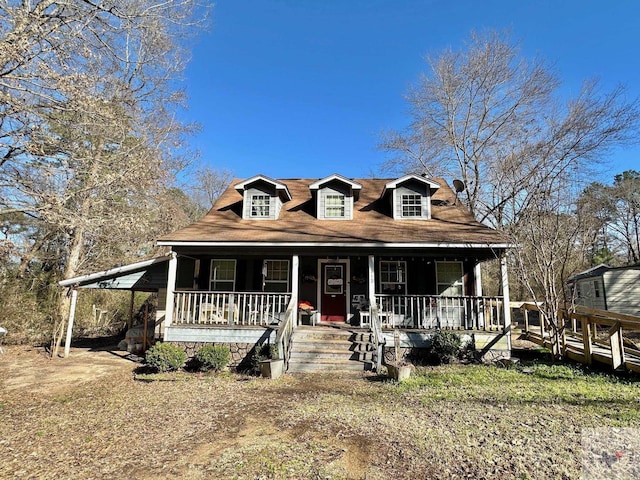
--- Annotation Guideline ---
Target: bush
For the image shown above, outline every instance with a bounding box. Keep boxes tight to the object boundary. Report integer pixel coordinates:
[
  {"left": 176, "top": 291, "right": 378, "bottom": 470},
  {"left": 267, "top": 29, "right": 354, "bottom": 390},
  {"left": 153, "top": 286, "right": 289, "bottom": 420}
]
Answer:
[
  {"left": 249, "top": 343, "right": 279, "bottom": 374},
  {"left": 428, "top": 330, "right": 462, "bottom": 365},
  {"left": 194, "top": 344, "right": 231, "bottom": 372},
  {"left": 144, "top": 342, "right": 186, "bottom": 372}
]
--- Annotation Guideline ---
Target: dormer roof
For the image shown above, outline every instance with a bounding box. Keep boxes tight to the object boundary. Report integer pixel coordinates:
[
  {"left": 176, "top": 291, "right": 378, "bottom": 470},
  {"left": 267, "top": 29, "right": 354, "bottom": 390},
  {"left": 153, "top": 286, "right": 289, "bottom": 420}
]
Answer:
[
  {"left": 382, "top": 174, "right": 440, "bottom": 197},
  {"left": 234, "top": 174, "right": 292, "bottom": 202},
  {"left": 309, "top": 174, "right": 363, "bottom": 191}
]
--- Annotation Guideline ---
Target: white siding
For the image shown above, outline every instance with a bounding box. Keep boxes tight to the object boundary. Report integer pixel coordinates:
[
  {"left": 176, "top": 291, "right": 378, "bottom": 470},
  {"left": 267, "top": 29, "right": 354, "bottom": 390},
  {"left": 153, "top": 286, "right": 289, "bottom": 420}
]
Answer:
[
  {"left": 317, "top": 184, "right": 353, "bottom": 220},
  {"left": 393, "top": 183, "right": 430, "bottom": 220},
  {"left": 603, "top": 269, "right": 640, "bottom": 316},
  {"left": 242, "top": 185, "right": 281, "bottom": 220}
]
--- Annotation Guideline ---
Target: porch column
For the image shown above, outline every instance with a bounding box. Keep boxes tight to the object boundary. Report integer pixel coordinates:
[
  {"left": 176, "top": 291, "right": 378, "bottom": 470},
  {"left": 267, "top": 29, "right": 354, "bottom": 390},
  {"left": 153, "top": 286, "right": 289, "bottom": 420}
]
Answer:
[
  {"left": 474, "top": 263, "right": 484, "bottom": 328},
  {"left": 500, "top": 255, "right": 512, "bottom": 352},
  {"left": 63, "top": 288, "right": 78, "bottom": 358},
  {"left": 368, "top": 255, "right": 376, "bottom": 308},
  {"left": 292, "top": 255, "right": 299, "bottom": 324},
  {"left": 163, "top": 251, "right": 178, "bottom": 338}
]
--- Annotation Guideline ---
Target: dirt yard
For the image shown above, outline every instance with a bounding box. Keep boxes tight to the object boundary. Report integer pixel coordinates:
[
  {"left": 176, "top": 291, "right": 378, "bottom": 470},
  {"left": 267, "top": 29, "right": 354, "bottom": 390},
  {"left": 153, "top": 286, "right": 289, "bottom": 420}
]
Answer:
[{"left": 1, "top": 344, "right": 639, "bottom": 479}]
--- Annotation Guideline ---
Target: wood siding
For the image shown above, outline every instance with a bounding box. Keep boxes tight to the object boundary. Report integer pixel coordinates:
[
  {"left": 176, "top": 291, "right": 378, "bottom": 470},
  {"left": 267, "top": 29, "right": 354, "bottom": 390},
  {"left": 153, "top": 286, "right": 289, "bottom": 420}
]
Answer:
[
  {"left": 604, "top": 269, "right": 640, "bottom": 315},
  {"left": 316, "top": 182, "right": 353, "bottom": 220},
  {"left": 392, "top": 181, "right": 430, "bottom": 220},
  {"left": 242, "top": 185, "right": 281, "bottom": 220}
]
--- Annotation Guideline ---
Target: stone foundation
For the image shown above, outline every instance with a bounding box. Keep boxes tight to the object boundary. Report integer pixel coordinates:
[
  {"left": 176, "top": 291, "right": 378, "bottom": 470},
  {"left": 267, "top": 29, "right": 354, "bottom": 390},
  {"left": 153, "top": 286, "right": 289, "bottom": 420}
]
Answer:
[{"left": 169, "top": 341, "right": 256, "bottom": 369}]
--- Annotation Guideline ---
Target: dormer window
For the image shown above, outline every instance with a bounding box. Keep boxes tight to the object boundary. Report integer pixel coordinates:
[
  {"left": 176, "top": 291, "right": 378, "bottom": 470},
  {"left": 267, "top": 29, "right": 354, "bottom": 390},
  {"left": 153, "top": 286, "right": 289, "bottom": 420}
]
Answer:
[
  {"left": 234, "top": 174, "right": 291, "bottom": 220},
  {"left": 325, "top": 194, "right": 345, "bottom": 218},
  {"left": 401, "top": 194, "right": 422, "bottom": 218},
  {"left": 383, "top": 175, "right": 440, "bottom": 220},
  {"left": 309, "top": 174, "right": 362, "bottom": 221},
  {"left": 251, "top": 194, "right": 271, "bottom": 218}
]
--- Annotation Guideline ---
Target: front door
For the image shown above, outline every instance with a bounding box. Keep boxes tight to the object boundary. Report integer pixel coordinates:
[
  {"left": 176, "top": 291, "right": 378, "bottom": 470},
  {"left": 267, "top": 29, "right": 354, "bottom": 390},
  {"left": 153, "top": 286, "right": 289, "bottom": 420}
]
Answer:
[{"left": 320, "top": 262, "right": 347, "bottom": 322}]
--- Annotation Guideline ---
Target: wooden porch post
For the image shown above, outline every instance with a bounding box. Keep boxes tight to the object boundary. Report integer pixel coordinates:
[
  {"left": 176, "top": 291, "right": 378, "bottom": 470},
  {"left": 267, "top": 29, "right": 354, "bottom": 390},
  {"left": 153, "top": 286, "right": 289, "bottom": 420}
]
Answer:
[
  {"left": 63, "top": 288, "right": 78, "bottom": 358},
  {"left": 500, "top": 255, "right": 512, "bottom": 353},
  {"left": 163, "top": 251, "right": 178, "bottom": 339},
  {"left": 128, "top": 290, "right": 135, "bottom": 329},
  {"left": 292, "top": 255, "right": 299, "bottom": 325},
  {"left": 367, "top": 255, "right": 376, "bottom": 309},
  {"left": 474, "top": 263, "right": 484, "bottom": 328}
]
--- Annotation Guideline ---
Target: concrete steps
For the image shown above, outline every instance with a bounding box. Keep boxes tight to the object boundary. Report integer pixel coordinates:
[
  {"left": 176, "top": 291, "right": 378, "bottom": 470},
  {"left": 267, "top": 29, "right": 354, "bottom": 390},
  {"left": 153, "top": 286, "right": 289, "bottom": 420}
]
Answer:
[{"left": 287, "top": 326, "right": 375, "bottom": 373}]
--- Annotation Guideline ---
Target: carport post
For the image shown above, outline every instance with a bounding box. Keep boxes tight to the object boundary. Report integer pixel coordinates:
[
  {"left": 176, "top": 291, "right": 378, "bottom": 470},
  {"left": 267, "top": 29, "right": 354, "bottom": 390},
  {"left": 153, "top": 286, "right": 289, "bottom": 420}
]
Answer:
[{"left": 64, "top": 288, "right": 78, "bottom": 358}]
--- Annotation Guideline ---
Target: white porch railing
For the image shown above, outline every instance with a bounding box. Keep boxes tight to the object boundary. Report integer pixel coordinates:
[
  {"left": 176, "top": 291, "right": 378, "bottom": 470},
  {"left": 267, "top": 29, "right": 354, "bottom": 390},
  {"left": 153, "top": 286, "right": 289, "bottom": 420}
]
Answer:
[
  {"left": 374, "top": 294, "right": 504, "bottom": 330},
  {"left": 173, "top": 291, "right": 291, "bottom": 326}
]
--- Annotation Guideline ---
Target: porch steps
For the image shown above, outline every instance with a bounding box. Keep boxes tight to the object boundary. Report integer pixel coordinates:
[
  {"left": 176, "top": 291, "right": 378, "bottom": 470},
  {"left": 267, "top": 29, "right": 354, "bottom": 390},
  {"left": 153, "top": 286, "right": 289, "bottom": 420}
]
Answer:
[{"left": 287, "top": 326, "right": 375, "bottom": 373}]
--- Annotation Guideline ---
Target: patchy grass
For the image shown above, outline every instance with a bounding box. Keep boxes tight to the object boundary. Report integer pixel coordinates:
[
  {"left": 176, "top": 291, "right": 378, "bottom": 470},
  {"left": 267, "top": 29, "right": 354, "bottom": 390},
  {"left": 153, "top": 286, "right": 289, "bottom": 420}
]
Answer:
[{"left": 2, "top": 349, "right": 640, "bottom": 479}]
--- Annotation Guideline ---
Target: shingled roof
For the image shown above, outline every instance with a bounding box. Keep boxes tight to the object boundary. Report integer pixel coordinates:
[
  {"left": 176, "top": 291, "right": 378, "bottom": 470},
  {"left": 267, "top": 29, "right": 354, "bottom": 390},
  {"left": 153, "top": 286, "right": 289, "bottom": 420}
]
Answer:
[{"left": 158, "top": 177, "right": 508, "bottom": 246}]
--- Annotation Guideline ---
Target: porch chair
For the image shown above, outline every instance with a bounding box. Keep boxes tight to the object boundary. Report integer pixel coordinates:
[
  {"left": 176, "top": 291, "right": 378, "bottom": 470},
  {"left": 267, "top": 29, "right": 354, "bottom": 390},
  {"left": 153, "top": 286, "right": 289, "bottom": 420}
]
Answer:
[{"left": 198, "top": 303, "right": 227, "bottom": 324}]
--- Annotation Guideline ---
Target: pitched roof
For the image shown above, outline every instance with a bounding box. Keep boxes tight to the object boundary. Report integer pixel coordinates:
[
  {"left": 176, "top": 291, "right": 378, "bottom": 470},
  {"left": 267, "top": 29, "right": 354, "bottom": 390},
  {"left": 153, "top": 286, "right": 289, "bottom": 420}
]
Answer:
[{"left": 158, "top": 178, "right": 508, "bottom": 246}]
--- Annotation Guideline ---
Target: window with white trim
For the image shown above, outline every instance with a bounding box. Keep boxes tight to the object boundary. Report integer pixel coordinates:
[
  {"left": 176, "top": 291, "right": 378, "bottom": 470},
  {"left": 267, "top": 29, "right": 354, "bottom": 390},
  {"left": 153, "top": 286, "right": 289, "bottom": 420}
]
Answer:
[
  {"left": 379, "top": 260, "right": 406, "bottom": 294},
  {"left": 325, "top": 194, "right": 345, "bottom": 218},
  {"left": 210, "top": 259, "right": 236, "bottom": 291},
  {"left": 436, "top": 261, "right": 464, "bottom": 296},
  {"left": 401, "top": 194, "right": 422, "bottom": 217},
  {"left": 251, "top": 194, "right": 271, "bottom": 217},
  {"left": 263, "top": 259, "right": 290, "bottom": 292}
]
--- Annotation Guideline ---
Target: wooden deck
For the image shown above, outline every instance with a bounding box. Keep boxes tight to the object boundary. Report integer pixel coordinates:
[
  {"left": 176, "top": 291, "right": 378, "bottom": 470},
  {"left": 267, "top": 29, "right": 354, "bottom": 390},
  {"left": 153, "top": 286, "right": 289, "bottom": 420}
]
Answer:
[{"left": 521, "top": 304, "right": 640, "bottom": 373}]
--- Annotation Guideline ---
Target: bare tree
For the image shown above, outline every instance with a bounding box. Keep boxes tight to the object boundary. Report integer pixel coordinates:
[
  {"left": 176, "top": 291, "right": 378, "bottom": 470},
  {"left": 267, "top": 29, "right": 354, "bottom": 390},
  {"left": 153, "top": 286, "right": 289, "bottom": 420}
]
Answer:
[
  {"left": 381, "top": 31, "right": 640, "bottom": 228},
  {"left": 578, "top": 170, "right": 640, "bottom": 265},
  {"left": 189, "top": 165, "right": 234, "bottom": 218},
  {"left": 381, "top": 30, "right": 640, "bottom": 355},
  {"left": 0, "top": 0, "right": 210, "bottom": 352}
]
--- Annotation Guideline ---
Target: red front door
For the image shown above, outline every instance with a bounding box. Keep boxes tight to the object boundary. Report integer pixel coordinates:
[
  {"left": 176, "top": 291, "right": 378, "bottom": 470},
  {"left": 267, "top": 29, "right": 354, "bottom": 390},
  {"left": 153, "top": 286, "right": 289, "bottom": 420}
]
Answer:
[{"left": 321, "top": 263, "right": 346, "bottom": 322}]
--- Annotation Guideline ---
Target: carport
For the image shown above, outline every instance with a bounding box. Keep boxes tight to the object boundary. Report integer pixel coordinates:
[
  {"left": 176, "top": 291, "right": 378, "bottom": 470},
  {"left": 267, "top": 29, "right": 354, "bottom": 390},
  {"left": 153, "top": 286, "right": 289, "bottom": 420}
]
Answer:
[{"left": 58, "top": 255, "right": 171, "bottom": 357}]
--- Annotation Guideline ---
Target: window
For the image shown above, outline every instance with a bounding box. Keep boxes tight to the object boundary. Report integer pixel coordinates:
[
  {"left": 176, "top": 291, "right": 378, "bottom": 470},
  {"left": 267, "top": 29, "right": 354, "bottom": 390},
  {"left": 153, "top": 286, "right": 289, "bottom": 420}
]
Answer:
[
  {"left": 325, "top": 194, "right": 345, "bottom": 218},
  {"left": 263, "top": 260, "right": 290, "bottom": 292},
  {"left": 593, "top": 280, "right": 601, "bottom": 298},
  {"left": 401, "top": 194, "right": 422, "bottom": 217},
  {"left": 436, "top": 261, "right": 464, "bottom": 296},
  {"left": 210, "top": 259, "right": 236, "bottom": 291},
  {"left": 251, "top": 195, "right": 271, "bottom": 217},
  {"left": 379, "top": 261, "right": 406, "bottom": 294}
]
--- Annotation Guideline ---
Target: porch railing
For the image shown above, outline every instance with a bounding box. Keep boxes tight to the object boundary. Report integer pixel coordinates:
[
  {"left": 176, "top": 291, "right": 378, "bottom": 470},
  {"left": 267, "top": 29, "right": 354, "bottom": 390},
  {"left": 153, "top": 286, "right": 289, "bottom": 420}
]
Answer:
[
  {"left": 173, "top": 291, "right": 292, "bottom": 326},
  {"left": 374, "top": 294, "right": 504, "bottom": 330}
]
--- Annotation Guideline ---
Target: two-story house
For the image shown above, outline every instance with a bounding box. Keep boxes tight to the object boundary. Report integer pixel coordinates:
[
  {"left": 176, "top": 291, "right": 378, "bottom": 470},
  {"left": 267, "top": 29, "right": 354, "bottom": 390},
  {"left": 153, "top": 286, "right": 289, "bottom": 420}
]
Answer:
[{"left": 60, "top": 173, "right": 513, "bottom": 370}]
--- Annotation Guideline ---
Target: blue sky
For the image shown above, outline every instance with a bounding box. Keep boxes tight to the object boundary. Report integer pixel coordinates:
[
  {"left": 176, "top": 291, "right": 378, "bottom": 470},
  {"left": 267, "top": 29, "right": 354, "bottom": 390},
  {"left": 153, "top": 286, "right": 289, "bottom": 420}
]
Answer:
[{"left": 181, "top": 0, "right": 640, "bottom": 181}]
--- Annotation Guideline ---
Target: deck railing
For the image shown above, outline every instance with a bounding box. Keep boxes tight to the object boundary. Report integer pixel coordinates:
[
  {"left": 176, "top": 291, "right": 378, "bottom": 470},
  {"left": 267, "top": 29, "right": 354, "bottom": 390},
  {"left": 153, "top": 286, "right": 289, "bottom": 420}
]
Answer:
[
  {"left": 373, "top": 294, "right": 505, "bottom": 330},
  {"left": 173, "top": 291, "right": 291, "bottom": 326}
]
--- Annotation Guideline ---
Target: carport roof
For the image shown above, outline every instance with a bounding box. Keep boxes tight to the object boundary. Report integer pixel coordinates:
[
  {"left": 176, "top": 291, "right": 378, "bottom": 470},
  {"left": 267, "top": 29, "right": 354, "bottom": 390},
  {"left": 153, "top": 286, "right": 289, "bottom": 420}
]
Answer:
[{"left": 58, "top": 255, "right": 170, "bottom": 290}]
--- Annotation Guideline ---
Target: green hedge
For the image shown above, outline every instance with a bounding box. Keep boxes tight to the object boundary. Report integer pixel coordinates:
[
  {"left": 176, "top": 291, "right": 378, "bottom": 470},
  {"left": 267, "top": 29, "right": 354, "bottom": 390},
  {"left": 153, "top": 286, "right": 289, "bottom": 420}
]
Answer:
[
  {"left": 144, "top": 343, "right": 186, "bottom": 372},
  {"left": 194, "top": 345, "right": 231, "bottom": 372}
]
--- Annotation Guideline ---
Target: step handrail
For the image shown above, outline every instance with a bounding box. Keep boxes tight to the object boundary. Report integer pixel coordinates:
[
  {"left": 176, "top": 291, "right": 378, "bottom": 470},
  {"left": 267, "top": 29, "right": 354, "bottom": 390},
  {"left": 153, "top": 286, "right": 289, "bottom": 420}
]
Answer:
[
  {"left": 370, "top": 304, "right": 384, "bottom": 372},
  {"left": 275, "top": 296, "right": 297, "bottom": 370}
]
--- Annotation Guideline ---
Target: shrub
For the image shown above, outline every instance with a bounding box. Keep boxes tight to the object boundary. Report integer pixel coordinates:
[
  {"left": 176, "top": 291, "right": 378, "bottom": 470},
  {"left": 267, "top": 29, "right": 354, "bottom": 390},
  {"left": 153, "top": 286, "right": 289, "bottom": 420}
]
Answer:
[
  {"left": 250, "top": 343, "right": 279, "bottom": 374},
  {"left": 428, "top": 330, "right": 462, "bottom": 365},
  {"left": 194, "top": 344, "right": 231, "bottom": 372},
  {"left": 144, "top": 342, "right": 186, "bottom": 372}
]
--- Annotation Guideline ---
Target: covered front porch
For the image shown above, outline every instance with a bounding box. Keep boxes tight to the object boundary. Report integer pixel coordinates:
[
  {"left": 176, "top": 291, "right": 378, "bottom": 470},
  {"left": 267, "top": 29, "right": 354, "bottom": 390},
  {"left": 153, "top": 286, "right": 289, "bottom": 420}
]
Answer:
[{"left": 162, "top": 249, "right": 512, "bottom": 340}]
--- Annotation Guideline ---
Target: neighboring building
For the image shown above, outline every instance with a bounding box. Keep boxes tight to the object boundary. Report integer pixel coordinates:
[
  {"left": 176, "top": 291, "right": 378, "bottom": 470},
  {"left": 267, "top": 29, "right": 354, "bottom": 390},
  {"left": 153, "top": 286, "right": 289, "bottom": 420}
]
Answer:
[
  {"left": 60, "top": 174, "right": 513, "bottom": 370},
  {"left": 567, "top": 264, "right": 640, "bottom": 316}
]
